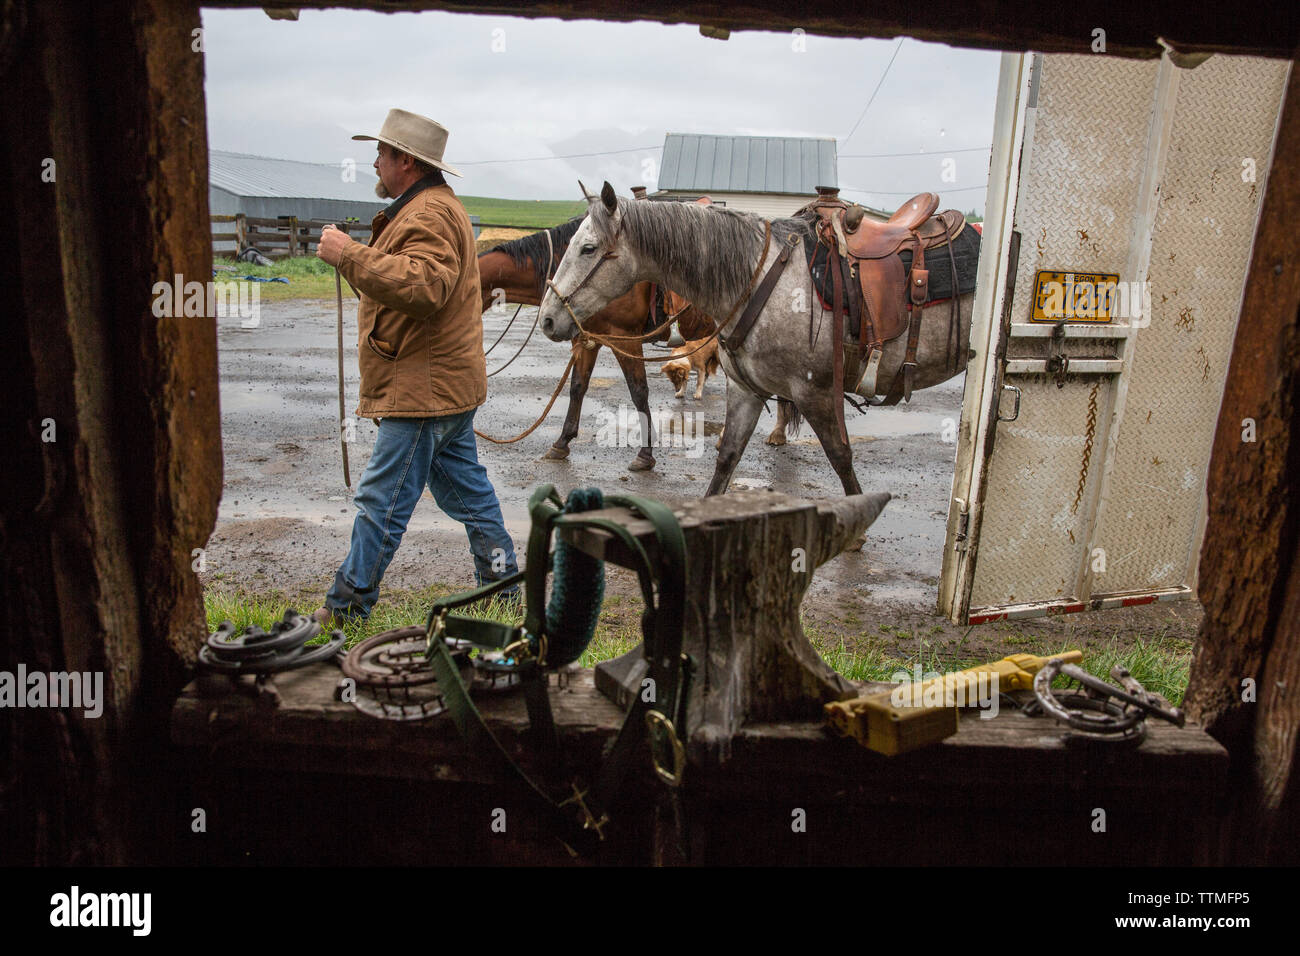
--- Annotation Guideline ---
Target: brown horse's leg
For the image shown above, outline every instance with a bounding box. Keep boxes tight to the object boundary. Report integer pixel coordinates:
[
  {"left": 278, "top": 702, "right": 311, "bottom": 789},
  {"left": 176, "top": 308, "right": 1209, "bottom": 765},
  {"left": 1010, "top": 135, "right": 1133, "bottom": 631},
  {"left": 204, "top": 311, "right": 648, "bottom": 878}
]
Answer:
[
  {"left": 705, "top": 386, "right": 765, "bottom": 496},
  {"left": 541, "top": 342, "right": 599, "bottom": 461},
  {"left": 612, "top": 343, "right": 657, "bottom": 471},
  {"left": 799, "top": 396, "right": 863, "bottom": 497}
]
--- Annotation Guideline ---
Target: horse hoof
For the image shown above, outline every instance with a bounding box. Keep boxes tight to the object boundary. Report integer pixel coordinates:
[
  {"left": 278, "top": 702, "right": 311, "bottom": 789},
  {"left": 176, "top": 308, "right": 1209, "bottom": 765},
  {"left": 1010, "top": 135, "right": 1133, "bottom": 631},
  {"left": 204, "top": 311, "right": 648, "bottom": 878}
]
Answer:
[
  {"left": 541, "top": 446, "right": 570, "bottom": 461},
  {"left": 842, "top": 534, "right": 867, "bottom": 553},
  {"left": 765, "top": 433, "right": 787, "bottom": 447},
  {"left": 627, "top": 455, "right": 656, "bottom": 472}
]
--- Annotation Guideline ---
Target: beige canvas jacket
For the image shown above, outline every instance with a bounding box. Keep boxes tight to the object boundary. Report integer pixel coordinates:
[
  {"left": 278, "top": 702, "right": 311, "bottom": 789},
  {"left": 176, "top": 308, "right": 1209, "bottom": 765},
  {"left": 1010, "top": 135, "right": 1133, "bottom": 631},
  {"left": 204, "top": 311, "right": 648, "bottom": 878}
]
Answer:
[{"left": 337, "top": 179, "right": 486, "bottom": 418}]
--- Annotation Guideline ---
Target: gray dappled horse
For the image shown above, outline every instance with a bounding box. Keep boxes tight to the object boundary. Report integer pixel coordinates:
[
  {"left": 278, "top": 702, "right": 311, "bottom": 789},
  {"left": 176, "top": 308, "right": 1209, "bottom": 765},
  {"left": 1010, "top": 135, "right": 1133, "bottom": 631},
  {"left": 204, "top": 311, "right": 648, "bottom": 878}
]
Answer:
[{"left": 538, "top": 181, "right": 975, "bottom": 497}]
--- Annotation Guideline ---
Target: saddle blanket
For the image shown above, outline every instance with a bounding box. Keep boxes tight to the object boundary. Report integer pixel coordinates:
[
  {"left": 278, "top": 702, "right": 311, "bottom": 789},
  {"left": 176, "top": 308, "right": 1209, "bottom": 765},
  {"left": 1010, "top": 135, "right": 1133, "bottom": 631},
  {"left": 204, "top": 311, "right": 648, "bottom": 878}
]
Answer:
[{"left": 804, "top": 224, "right": 981, "bottom": 312}]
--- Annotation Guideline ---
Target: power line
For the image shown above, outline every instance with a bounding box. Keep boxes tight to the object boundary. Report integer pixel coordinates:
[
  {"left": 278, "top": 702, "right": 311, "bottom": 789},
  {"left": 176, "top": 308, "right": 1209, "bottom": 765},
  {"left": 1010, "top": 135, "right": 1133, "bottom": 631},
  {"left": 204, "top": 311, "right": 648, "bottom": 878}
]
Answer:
[
  {"left": 458, "top": 145, "right": 663, "bottom": 166},
  {"left": 840, "top": 145, "right": 992, "bottom": 158},
  {"left": 456, "top": 139, "right": 991, "bottom": 168},
  {"left": 842, "top": 37, "right": 905, "bottom": 146},
  {"left": 840, "top": 183, "right": 990, "bottom": 196}
]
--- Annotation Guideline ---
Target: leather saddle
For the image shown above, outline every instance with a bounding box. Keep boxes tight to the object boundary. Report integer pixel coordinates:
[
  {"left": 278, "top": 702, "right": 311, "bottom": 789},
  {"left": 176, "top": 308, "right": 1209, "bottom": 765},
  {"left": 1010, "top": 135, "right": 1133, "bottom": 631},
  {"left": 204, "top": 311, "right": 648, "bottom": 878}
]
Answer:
[{"left": 803, "top": 191, "right": 966, "bottom": 416}]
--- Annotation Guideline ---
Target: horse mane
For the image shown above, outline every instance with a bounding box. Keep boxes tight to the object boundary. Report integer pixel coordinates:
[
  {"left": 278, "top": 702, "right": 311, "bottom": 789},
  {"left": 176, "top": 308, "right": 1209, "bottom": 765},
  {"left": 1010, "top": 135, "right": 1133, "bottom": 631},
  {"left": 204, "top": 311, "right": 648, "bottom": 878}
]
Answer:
[
  {"left": 587, "top": 196, "right": 815, "bottom": 305},
  {"left": 484, "top": 216, "right": 585, "bottom": 293}
]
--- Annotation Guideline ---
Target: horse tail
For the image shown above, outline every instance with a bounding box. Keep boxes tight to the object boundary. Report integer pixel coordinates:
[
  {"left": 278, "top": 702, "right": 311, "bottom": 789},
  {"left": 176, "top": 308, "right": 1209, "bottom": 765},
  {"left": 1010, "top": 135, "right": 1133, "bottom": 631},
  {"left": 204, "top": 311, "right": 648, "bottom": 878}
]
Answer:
[{"left": 705, "top": 351, "right": 720, "bottom": 377}]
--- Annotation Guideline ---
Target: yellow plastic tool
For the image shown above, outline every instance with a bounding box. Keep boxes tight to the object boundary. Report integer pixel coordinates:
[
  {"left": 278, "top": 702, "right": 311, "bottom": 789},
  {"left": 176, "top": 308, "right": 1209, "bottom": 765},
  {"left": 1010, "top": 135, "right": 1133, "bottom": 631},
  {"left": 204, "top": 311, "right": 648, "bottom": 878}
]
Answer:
[{"left": 823, "top": 650, "right": 1084, "bottom": 756}]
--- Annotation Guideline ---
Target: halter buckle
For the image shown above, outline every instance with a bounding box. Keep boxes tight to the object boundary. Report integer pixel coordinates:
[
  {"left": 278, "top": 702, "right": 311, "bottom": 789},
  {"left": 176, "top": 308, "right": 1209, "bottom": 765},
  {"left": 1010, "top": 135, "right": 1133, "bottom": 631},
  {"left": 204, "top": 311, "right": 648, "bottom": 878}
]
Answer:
[{"left": 644, "top": 709, "right": 686, "bottom": 787}]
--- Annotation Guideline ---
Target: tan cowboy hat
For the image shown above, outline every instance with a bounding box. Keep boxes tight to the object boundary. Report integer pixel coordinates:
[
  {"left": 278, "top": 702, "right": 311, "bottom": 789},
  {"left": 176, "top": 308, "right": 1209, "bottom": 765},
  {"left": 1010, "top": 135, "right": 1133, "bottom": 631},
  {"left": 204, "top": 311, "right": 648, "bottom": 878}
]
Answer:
[{"left": 352, "top": 108, "right": 462, "bottom": 177}]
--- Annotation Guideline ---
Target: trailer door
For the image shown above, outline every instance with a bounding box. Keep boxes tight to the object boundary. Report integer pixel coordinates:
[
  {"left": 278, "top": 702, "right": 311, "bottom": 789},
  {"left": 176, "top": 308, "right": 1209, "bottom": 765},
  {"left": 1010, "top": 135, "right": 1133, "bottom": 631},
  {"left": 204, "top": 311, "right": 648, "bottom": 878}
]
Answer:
[{"left": 939, "top": 50, "right": 1290, "bottom": 625}]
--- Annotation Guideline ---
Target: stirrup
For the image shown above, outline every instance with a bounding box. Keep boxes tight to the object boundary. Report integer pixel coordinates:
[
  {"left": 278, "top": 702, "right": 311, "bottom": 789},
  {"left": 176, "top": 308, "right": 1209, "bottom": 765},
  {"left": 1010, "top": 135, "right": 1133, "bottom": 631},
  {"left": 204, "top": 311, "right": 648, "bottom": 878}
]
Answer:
[{"left": 851, "top": 348, "right": 883, "bottom": 400}]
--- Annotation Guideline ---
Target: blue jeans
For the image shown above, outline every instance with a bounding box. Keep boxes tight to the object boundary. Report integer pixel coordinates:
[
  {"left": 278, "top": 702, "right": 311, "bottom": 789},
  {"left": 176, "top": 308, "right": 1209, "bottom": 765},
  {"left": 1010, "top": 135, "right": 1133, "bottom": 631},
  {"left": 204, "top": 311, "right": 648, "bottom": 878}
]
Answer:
[{"left": 326, "top": 410, "right": 519, "bottom": 619}]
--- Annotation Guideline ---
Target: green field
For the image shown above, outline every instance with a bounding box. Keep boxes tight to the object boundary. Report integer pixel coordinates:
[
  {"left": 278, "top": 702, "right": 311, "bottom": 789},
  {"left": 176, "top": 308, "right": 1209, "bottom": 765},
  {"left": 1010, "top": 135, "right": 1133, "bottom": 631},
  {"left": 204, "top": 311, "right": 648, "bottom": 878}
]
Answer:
[
  {"left": 212, "top": 254, "right": 338, "bottom": 301},
  {"left": 459, "top": 195, "right": 587, "bottom": 229}
]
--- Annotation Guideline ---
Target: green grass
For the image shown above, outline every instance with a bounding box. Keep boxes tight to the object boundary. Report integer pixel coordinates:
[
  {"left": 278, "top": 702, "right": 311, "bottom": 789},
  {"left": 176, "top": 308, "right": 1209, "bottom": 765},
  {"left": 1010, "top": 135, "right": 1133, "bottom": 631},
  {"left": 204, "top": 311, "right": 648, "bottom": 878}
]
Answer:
[
  {"left": 205, "top": 583, "right": 502, "bottom": 649},
  {"left": 802, "top": 619, "right": 1191, "bottom": 703},
  {"left": 205, "top": 582, "right": 632, "bottom": 658},
  {"left": 204, "top": 586, "right": 1192, "bottom": 704},
  {"left": 213, "top": 254, "right": 337, "bottom": 301},
  {"left": 459, "top": 195, "right": 588, "bottom": 229},
  {"left": 1070, "top": 636, "right": 1191, "bottom": 705}
]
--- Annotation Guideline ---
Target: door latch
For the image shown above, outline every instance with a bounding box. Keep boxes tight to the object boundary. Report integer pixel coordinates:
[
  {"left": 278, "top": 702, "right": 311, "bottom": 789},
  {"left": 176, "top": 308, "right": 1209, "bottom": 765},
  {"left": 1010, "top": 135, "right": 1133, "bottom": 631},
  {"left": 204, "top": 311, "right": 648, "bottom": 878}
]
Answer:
[
  {"left": 1045, "top": 319, "right": 1070, "bottom": 388},
  {"left": 953, "top": 498, "right": 970, "bottom": 553}
]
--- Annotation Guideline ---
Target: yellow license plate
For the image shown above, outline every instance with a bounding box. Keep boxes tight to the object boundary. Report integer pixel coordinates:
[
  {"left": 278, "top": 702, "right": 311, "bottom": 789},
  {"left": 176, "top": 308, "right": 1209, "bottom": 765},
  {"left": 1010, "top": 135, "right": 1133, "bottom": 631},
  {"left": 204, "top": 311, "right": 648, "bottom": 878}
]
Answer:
[{"left": 1030, "top": 270, "right": 1120, "bottom": 322}]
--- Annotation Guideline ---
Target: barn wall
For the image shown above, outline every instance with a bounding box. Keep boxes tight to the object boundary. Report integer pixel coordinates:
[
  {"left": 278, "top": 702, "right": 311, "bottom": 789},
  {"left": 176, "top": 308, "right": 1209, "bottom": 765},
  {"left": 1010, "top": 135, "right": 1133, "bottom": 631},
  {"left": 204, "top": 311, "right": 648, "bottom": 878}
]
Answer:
[
  {"left": 209, "top": 189, "right": 385, "bottom": 254},
  {"left": 661, "top": 189, "right": 817, "bottom": 217},
  {"left": 209, "top": 185, "right": 241, "bottom": 217},
  {"left": 232, "top": 195, "right": 384, "bottom": 223},
  {"left": 3, "top": 0, "right": 1297, "bottom": 865},
  {"left": 1183, "top": 62, "right": 1300, "bottom": 864},
  {"left": 209, "top": 0, "right": 1300, "bottom": 58},
  {"left": 1, "top": 0, "right": 219, "bottom": 863}
]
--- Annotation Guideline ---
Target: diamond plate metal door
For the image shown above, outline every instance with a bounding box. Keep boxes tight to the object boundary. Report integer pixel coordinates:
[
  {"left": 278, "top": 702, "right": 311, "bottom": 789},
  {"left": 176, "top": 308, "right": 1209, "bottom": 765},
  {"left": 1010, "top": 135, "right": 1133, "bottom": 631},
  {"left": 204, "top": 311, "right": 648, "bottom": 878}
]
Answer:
[{"left": 940, "top": 51, "right": 1289, "bottom": 625}]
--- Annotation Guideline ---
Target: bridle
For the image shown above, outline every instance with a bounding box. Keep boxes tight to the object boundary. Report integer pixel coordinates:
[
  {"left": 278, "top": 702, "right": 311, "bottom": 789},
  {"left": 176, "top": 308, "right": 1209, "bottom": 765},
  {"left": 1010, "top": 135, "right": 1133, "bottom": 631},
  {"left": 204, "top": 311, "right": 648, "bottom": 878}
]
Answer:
[
  {"left": 542, "top": 228, "right": 556, "bottom": 288},
  {"left": 545, "top": 211, "right": 777, "bottom": 369},
  {"left": 545, "top": 216, "right": 625, "bottom": 333}
]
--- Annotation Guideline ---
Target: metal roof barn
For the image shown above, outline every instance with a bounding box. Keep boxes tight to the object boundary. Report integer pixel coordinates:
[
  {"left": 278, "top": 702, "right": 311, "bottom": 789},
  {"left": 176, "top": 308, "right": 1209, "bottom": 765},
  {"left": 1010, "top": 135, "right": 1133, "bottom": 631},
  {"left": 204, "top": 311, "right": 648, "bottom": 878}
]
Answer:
[
  {"left": 209, "top": 150, "right": 387, "bottom": 224},
  {"left": 209, "top": 150, "right": 480, "bottom": 255},
  {"left": 654, "top": 133, "right": 838, "bottom": 216}
]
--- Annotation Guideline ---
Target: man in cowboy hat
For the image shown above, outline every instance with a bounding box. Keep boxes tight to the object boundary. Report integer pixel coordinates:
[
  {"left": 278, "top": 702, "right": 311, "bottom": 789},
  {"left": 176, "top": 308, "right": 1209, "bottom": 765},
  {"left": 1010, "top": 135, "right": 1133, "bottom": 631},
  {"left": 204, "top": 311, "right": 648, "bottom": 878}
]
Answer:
[{"left": 313, "top": 108, "right": 518, "bottom": 626}]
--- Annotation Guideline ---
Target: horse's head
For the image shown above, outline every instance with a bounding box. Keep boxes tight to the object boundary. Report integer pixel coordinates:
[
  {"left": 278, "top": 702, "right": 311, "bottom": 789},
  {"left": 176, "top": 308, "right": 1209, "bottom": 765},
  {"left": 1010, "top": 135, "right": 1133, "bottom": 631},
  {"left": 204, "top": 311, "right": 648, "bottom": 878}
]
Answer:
[{"left": 539, "top": 180, "right": 640, "bottom": 342}]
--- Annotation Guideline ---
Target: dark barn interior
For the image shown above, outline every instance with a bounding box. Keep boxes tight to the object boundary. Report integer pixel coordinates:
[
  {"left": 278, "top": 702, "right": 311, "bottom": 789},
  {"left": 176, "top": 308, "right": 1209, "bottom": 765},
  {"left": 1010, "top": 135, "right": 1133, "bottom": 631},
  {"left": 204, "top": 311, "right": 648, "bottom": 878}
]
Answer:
[{"left": 3, "top": 0, "right": 1299, "bottom": 866}]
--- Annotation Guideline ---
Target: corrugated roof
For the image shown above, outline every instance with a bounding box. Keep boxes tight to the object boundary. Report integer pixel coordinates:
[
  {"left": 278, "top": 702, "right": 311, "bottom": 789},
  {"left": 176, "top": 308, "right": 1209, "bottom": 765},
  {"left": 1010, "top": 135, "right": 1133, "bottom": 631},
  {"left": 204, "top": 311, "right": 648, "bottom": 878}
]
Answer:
[
  {"left": 209, "top": 150, "right": 381, "bottom": 201},
  {"left": 657, "top": 134, "right": 837, "bottom": 195}
]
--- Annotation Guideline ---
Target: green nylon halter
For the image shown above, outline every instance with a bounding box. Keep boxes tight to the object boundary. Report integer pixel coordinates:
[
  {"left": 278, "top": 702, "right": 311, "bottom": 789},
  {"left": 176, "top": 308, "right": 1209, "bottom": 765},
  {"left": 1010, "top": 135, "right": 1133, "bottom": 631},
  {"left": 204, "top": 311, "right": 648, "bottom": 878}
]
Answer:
[{"left": 423, "top": 483, "right": 688, "bottom": 855}]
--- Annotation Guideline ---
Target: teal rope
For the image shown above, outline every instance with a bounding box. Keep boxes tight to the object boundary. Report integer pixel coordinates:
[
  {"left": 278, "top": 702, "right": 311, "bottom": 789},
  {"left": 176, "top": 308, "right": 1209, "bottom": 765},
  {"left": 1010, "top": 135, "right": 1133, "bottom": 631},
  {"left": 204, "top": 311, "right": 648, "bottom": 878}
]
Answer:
[{"left": 544, "top": 487, "right": 606, "bottom": 666}]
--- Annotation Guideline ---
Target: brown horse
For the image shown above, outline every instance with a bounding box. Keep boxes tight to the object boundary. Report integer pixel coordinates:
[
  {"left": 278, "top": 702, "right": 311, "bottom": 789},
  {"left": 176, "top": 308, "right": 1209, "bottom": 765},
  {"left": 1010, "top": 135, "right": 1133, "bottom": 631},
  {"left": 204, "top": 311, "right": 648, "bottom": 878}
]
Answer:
[
  {"left": 478, "top": 217, "right": 718, "bottom": 470},
  {"left": 479, "top": 217, "right": 798, "bottom": 468}
]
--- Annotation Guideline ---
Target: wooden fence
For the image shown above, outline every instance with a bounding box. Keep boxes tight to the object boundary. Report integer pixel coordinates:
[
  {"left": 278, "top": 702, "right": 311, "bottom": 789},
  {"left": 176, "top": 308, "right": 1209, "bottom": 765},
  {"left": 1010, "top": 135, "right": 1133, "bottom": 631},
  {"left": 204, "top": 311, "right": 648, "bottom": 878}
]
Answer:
[{"left": 212, "top": 214, "right": 369, "bottom": 259}]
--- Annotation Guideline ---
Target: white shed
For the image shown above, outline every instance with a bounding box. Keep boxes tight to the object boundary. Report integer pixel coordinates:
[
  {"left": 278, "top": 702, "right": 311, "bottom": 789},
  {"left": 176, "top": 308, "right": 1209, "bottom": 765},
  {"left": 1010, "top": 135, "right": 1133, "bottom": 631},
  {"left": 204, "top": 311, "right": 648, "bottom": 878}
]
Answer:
[{"left": 651, "top": 133, "right": 839, "bottom": 217}]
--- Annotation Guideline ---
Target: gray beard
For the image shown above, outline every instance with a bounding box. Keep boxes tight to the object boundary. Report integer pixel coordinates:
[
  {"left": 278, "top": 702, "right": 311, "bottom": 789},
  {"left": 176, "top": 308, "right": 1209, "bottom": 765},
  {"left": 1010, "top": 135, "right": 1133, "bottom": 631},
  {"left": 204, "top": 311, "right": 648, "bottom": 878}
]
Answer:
[{"left": 374, "top": 181, "right": 390, "bottom": 199}]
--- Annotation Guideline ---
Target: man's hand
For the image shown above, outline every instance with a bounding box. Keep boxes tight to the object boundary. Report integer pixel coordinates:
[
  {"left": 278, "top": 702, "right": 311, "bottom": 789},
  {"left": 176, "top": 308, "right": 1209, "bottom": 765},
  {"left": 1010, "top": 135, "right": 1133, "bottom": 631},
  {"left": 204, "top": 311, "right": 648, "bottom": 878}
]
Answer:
[{"left": 317, "top": 224, "right": 351, "bottom": 267}]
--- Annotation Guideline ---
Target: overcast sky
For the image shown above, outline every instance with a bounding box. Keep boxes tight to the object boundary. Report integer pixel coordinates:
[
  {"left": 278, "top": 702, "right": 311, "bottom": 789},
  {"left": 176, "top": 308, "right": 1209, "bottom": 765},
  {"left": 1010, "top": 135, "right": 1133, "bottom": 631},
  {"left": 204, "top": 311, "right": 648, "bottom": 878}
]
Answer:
[{"left": 201, "top": 8, "right": 1002, "bottom": 213}]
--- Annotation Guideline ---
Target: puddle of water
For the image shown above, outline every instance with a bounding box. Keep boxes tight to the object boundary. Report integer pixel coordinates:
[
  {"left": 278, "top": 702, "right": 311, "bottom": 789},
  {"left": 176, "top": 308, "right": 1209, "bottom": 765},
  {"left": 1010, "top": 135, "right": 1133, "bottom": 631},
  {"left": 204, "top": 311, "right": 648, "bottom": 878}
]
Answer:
[
  {"left": 844, "top": 407, "right": 951, "bottom": 440},
  {"left": 220, "top": 386, "right": 287, "bottom": 414}
]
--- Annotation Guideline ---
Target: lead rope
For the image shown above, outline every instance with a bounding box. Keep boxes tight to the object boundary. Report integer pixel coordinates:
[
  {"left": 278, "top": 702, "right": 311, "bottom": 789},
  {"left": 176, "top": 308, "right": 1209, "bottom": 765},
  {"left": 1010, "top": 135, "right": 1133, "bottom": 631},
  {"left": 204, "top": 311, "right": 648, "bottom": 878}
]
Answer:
[
  {"left": 335, "top": 267, "right": 351, "bottom": 489},
  {"left": 484, "top": 229, "right": 552, "bottom": 372},
  {"left": 474, "top": 229, "right": 574, "bottom": 444}
]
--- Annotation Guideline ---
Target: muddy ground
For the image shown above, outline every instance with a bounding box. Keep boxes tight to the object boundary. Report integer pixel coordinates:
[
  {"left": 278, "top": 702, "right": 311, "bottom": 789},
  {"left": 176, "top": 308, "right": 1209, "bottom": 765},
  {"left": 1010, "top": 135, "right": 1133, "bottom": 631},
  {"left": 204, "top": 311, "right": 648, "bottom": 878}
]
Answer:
[{"left": 203, "top": 298, "right": 1201, "bottom": 662}]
